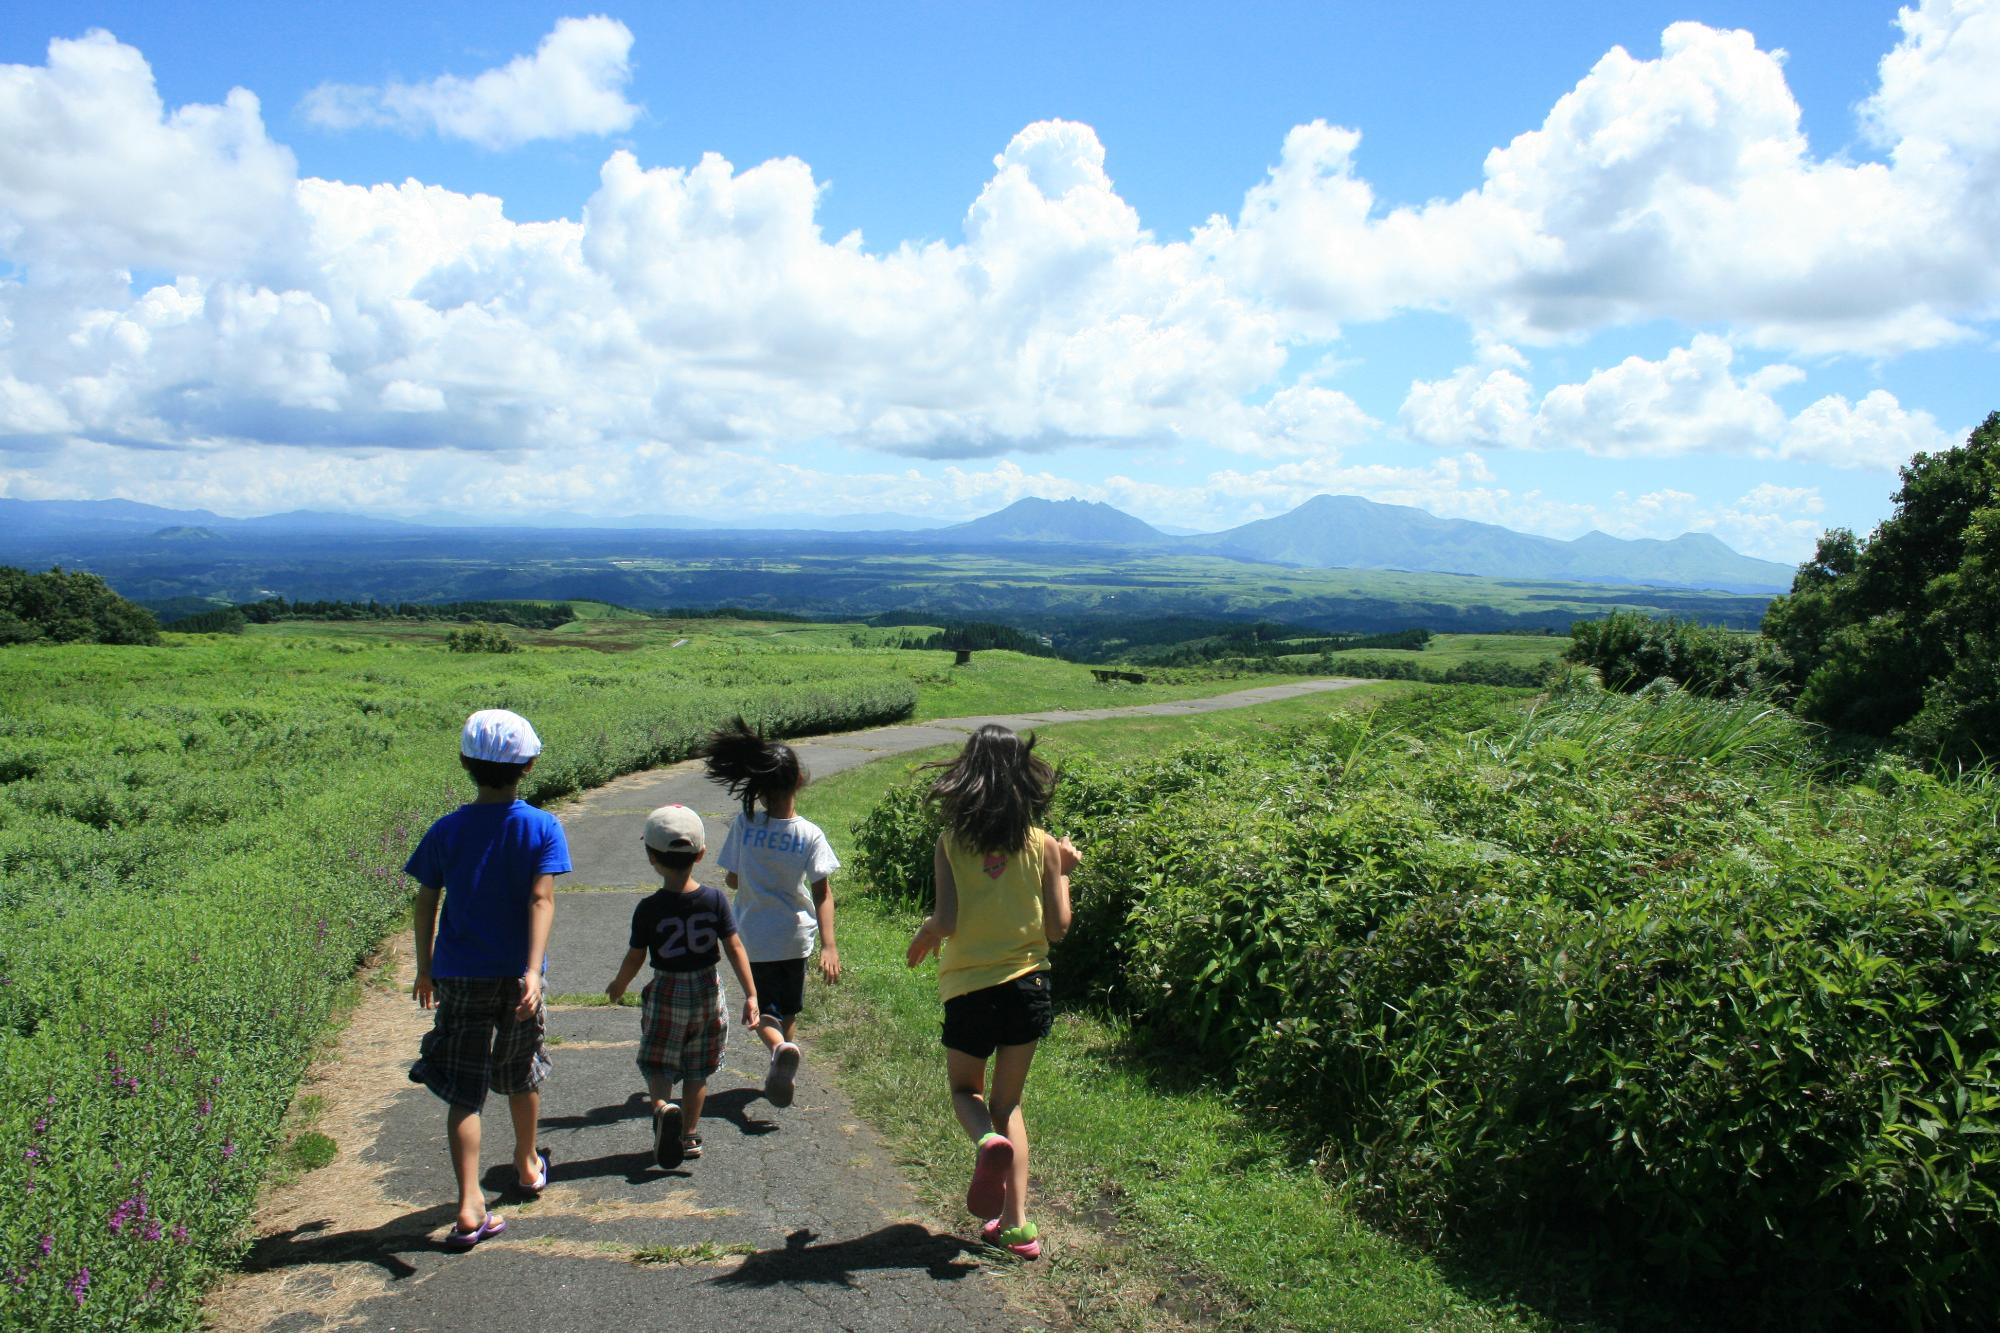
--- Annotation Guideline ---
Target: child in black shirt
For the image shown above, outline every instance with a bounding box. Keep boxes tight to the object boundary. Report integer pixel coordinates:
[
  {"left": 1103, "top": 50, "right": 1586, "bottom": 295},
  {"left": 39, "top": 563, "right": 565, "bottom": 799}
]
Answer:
[{"left": 606, "top": 804, "right": 758, "bottom": 1168}]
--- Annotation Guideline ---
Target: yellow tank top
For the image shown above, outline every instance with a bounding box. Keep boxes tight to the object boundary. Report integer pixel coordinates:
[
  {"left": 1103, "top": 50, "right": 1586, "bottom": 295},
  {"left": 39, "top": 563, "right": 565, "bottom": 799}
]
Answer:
[{"left": 937, "top": 829, "right": 1050, "bottom": 1002}]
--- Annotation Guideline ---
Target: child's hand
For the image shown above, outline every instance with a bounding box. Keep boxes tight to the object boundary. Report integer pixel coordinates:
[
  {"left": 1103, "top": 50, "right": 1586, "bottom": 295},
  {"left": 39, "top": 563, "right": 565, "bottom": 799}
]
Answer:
[
  {"left": 818, "top": 945, "right": 842, "bottom": 984},
  {"left": 741, "top": 995, "right": 760, "bottom": 1029},
  {"left": 1053, "top": 835, "right": 1082, "bottom": 874},
  {"left": 906, "top": 921, "right": 941, "bottom": 968},
  {"left": 516, "top": 972, "right": 543, "bottom": 1019},
  {"left": 412, "top": 970, "right": 434, "bottom": 1009},
  {"left": 605, "top": 980, "right": 626, "bottom": 1004}
]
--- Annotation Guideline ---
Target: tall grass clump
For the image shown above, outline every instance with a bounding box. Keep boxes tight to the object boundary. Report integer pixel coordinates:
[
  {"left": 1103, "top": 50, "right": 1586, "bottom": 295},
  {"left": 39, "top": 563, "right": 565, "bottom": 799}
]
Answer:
[
  {"left": 854, "top": 686, "right": 1999, "bottom": 1327},
  {"left": 0, "top": 631, "right": 913, "bottom": 1329}
]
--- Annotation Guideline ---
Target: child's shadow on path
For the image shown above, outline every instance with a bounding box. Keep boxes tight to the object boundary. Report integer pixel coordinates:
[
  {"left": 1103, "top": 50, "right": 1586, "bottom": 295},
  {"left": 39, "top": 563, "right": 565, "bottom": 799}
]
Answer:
[
  {"left": 238, "top": 1204, "right": 459, "bottom": 1281},
  {"left": 700, "top": 1087, "right": 780, "bottom": 1138},
  {"left": 712, "top": 1224, "right": 985, "bottom": 1288}
]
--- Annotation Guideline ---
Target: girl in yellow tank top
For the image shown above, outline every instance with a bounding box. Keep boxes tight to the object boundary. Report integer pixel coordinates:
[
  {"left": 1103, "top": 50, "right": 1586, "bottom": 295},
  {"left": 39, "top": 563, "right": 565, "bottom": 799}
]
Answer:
[{"left": 907, "top": 725, "right": 1078, "bottom": 1260}]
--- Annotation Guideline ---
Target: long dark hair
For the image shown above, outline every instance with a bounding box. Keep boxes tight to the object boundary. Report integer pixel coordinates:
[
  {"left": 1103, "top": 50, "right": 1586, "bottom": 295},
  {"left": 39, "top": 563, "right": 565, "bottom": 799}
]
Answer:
[
  {"left": 927, "top": 724, "right": 1053, "bottom": 855},
  {"left": 701, "top": 716, "right": 805, "bottom": 817}
]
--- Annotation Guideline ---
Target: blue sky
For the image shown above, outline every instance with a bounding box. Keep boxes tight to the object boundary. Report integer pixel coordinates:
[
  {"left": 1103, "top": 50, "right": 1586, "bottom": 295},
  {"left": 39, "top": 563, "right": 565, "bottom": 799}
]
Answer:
[{"left": 3, "top": 1, "right": 1996, "bottom": 559}]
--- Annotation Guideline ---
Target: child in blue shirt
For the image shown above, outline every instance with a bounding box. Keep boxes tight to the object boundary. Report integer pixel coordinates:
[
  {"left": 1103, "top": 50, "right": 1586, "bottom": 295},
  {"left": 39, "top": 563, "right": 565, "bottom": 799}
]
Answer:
[
  {"left": 605, "top": 804, "right": 760, "bottom": 1169},
  {"left": 406, "top": 709, "right": 571, "bottom": 1248}
]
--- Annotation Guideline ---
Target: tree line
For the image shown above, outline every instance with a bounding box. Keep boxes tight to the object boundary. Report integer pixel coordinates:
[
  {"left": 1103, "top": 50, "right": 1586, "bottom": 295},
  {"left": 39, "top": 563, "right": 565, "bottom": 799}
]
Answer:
[{"left": 1567, "top": 410, "right": 2000, "bottom": 768}]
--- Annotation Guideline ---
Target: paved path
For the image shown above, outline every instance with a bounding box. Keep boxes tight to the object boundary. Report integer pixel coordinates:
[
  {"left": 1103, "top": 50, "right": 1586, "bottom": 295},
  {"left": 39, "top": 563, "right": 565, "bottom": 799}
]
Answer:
[{"left": 206, "top": 679, "right": 1363, "bottom": 1333}]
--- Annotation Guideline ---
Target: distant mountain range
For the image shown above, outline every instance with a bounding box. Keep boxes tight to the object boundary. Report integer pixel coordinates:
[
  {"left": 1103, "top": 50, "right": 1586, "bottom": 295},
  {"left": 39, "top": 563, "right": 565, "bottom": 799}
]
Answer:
[{"left": 0, "top": 492, "right": 1797, "bottom": 593}]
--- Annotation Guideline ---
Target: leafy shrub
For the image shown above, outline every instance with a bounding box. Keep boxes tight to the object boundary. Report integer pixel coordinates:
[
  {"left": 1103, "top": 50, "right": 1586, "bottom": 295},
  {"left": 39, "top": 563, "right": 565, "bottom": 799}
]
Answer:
[
  {"left": 444, "top": 626, "right": 518, "bottom": 654},
  {"left": 1565, "top": 609, "right": 1765, "bottom": 695},
  {"left": 0, "top": 566, "right": 160, "bottom": 647},
  {"left": 854, "top": 686, "right": 1999, "bottom": 1325}
]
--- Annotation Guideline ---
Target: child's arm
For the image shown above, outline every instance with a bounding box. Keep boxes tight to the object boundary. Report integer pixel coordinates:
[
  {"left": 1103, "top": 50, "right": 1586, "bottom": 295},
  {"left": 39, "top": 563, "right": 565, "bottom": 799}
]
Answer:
[
  {"left": 517, "top": 872, "right": 556, "bottom": 1019},
  {"left": 906, "top": 838, "right": 959, "bottom": 967},
  {"left": 1041, "top": 834, "right": 1077, "bottom": 944},
  {"left": 811, "top": 877, "right": 839, "bottom": 983},
  {"left": 606, "top": 947, "right": 646, "bottom": 1003},
  {"left": 721, "top": 933, "right": 760, "bottom": 1028},
  {"left": 412, "top": 884, "right": 441, "bottom": 1009}
]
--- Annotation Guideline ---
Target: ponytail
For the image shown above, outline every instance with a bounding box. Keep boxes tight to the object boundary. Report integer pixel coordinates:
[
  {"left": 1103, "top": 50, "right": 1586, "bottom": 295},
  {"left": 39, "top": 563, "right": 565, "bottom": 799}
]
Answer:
[{"left": 700, "top": 716, "right": 805, "bottom": 817}]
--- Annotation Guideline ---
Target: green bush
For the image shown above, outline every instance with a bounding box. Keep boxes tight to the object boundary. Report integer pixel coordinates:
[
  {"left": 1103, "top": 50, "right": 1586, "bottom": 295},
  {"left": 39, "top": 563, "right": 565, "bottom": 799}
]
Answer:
[
  {"left": 0, "top": 567, "right": 160, "bottom": 647},
  {"left": 853, "top": 686, "right": 2000, "bottom": 1325},
  {"left": 1565, "top": 609, "right": 1766, "bottom": 695},
  {"left": 444, "top": 626, "right": 518, "bottom": 654}
]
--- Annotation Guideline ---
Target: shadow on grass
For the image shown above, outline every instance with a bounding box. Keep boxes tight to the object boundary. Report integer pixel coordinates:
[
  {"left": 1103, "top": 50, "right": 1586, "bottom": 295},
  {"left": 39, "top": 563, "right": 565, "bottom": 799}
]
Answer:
[{"left": 710, "top": 1222, "right": 985, "bottom": 1288}]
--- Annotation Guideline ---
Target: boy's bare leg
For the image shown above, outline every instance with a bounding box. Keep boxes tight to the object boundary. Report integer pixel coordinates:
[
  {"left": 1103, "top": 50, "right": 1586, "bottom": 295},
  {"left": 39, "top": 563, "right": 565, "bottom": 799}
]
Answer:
[
  {"left": 644, "top": 1073, "right": 675, "bottom": 1109},
  {"left": 447, "top": 1107, "right": 484, "bottom": 1231},
  {"left": 682, "top": 1079, "right": 708, "bottom": 1134},
  {"left": 756, "top": 1016, "right": 785, "bottom": 1053},
  {"left": 508, "top": 1090, "right": 542, "bottom": 1186}
]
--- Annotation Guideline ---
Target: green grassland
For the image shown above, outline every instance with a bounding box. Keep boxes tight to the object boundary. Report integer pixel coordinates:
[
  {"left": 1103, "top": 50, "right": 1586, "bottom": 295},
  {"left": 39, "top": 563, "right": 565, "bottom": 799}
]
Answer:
[
  {"left": 0, "top": 616, "right": 1334, "bottom": 1329},
  {"left": 1311, "top": 631, "right": 1568, "bottom": 673}
]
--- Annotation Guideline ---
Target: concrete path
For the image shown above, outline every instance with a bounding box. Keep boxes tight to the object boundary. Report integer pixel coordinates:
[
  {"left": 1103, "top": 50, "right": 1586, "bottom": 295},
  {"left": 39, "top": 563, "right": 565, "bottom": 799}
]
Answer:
[{"left": 205, "top": 679, "right": 1362, "bottom": 1333}]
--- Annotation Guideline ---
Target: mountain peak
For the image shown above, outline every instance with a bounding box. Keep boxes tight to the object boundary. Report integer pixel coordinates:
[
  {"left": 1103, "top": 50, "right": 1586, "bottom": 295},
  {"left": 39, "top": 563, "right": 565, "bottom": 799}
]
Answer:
[{"left": 947, "top": 497, "right": 1166, "bottom": 545}]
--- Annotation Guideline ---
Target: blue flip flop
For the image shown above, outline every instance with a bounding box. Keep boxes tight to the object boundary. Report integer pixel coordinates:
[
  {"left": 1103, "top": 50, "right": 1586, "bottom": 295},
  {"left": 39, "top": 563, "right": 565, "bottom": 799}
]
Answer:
[
  {"left": 444, "top": 1212, "right": 506, "bottom": 1249},
  {"left": 521, "top": 1147, "right": 551, "bottom": 1195}
]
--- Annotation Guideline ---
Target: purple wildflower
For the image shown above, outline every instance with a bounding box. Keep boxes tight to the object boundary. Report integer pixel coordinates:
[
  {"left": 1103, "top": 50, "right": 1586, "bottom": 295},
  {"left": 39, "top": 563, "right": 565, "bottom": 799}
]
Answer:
[
  {"left": 68, "top": 1267, "right": 89, "bottom": 1305},
  {"left": 171, "top": 1224, "right": 188, "bottom": 1245},
  {"left": 144, "top": 1221, "right": 163, "bottom": 1242},
  {"left": 38, "top": 1235, "right": 53, "bottom": 1257},
  {"left": 197, "top": 1098, "right": 212, "bottom": 1118},
  {"left": 221, "top": 1141, "right": 237, "bottom": 1159},
  {"left": 33, "top": 1117, "right": 46, "bottom": 1135},
  {"left": 24, "top": 1147, "right": 39, "bottom": 1162}
]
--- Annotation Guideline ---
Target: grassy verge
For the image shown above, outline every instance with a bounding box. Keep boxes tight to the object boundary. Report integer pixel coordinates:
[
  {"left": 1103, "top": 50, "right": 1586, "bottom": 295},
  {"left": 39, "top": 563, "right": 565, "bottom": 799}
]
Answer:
[{"left": 801, "top": 684, "right": 1553, "bottom": 1331}]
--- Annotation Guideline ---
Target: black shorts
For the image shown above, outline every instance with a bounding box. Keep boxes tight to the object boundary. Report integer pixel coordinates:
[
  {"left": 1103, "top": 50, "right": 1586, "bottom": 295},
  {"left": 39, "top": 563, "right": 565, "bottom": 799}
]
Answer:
[
  {"left": 751, "top": 957, "right": 807, "bottom": 1025},
  {"left": 941, "top": 971, "right": 1053, "bottom": 1059}
]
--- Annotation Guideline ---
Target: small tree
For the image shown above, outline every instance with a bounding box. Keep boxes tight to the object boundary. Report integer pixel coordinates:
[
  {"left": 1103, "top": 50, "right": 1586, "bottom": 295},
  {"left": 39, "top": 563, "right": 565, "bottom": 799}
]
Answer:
[{"left": 1761, "top": 411, "right": 2000, "bottom": 765}]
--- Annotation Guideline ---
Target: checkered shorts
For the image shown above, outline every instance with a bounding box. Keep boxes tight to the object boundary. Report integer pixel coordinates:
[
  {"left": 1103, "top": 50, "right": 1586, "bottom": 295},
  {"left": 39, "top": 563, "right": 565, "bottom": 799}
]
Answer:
[
  {"left": 638, "top": 966, "right": 726, "bottom": 1084},
  {"left": 410, "top": 976, "right": 550, "bottom": 1112}
]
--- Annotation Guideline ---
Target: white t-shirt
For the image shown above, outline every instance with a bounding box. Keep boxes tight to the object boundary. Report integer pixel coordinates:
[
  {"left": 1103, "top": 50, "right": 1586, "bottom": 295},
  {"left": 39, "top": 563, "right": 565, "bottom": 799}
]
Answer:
[{"left": 717, "top": 811, "right": 841, "bottom": 963}]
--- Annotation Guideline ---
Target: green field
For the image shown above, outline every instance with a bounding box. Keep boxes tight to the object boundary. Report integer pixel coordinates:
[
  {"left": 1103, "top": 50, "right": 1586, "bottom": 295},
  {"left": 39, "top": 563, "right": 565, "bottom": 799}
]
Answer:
[
  {"left": 0, "top": 616, "right": 1330, "bottom": 1329},
  {"left": 1317, "top": 631, "right": 1567, "bottom": 673},
  {"left": 11, "top": 610, "right": 1990, "bottom": 1331}
]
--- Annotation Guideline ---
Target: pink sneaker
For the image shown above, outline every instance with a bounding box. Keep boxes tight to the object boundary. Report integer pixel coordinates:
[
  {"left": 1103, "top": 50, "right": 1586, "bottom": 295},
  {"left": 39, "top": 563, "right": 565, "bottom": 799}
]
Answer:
[
  {"left": 966, "top": 1133, "right": 1013, "bottom": 1218},
  {"left": 981, "top": 1218, "right": 1042, "bottom": 1259}
]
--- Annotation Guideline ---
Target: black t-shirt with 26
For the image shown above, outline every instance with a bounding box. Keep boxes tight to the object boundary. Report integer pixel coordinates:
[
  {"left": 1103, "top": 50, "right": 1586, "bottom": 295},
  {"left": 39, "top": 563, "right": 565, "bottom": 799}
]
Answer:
[{"left": 629, "top": 883, "right": 738, "bottom": 973}]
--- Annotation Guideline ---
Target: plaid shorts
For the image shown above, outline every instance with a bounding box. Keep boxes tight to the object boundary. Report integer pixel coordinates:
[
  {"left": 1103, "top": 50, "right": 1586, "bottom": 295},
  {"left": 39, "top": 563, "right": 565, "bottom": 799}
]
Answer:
[
  {"left": 638, "top": 966, "right": 725, "bottom": 1084},
  {"left": 410, "top": 976, "right": 550, "bottom": 1112}
]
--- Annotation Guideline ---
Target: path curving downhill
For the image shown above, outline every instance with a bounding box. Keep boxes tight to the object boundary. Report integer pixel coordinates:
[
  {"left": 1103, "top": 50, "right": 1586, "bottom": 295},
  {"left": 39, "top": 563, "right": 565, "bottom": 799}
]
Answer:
[{"left": 205, "top": 679, "right": 1365, "bottom": 1333}]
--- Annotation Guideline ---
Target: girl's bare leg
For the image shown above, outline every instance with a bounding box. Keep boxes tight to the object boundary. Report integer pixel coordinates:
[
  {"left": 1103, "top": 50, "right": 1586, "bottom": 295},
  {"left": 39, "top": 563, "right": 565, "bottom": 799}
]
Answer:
[{"left": 986, "top": 1042, "right": 1037, "bottom": 1230}]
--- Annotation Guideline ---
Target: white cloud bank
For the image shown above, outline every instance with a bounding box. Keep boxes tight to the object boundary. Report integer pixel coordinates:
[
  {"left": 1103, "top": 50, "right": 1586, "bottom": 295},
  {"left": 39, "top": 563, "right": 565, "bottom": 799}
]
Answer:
[
  {"left": 2, "top": 5, "right": 1997, "bottom": 556},
  {"left": 301, "top": 16, "right": 640, "bottom": 149},
  {"left": 1211, "top": 4, "right": 2000, "bottom": 354},
  {"left": 1401, "top": 334, "right": 1955, "bottom": 467}
]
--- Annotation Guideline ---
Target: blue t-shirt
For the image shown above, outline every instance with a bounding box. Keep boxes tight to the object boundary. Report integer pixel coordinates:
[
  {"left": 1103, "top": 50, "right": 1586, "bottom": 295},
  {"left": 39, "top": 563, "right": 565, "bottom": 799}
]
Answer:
[{"left": 404, "top": 801, "right": 572, "bottom": 978}]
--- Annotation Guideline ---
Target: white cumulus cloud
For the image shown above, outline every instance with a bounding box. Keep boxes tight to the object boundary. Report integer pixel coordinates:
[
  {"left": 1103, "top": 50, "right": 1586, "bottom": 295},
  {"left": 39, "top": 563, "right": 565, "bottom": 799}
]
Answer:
[
  {"left": 302, "top": 16, "right": 640, "bottom": 149},
  {"left": 1402, "top": 335, "right": 1955, "bottom": 469}
]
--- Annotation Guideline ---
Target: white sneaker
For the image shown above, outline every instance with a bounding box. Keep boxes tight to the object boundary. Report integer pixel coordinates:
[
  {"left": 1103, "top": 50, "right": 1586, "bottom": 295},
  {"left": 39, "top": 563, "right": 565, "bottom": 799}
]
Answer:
[{"left": 765, "top": 1042, "right": 801, "bottom": 1108}]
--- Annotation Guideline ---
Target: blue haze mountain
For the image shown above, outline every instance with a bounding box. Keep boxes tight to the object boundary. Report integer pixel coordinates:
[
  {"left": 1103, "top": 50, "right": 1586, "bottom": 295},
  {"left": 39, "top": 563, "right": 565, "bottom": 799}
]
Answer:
[{"left": 0, "top": 492, "right": 1793, "bottom": 593}]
